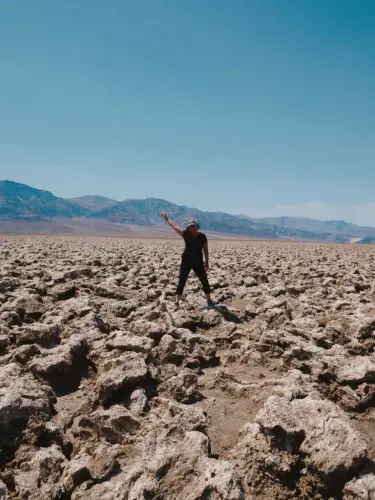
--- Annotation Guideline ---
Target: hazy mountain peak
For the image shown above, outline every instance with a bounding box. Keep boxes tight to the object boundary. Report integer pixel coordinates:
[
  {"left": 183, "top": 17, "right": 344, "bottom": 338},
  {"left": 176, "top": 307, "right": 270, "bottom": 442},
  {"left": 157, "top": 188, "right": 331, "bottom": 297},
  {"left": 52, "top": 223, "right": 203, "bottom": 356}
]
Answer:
[
  {"left": 69, "top": 195, "right": 117, "bottom": 211},
  {"left": 0, "top": 180, "right": 89, "bottom": 220}
]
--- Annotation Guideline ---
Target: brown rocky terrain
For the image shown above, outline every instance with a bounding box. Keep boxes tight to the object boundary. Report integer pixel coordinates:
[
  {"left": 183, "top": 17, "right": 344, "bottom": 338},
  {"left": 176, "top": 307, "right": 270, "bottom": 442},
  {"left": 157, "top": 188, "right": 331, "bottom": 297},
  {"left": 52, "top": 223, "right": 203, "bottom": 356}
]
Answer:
[{"left": 0, "top": 235, "right": 375, "bottom": 499}]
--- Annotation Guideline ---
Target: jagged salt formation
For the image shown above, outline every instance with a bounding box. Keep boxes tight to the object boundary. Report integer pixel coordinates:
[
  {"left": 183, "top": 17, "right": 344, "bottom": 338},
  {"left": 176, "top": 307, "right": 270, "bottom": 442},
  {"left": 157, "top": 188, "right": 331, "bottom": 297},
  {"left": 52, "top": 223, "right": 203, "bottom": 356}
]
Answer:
[{"left": 0, "top": 236, "right": 375, "bottom": 499}]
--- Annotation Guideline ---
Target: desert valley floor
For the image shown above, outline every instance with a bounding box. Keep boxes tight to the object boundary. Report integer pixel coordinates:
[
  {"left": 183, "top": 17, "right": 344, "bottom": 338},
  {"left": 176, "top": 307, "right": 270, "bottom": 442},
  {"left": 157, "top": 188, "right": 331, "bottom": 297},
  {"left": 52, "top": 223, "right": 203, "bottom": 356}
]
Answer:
[{"left": 1, "top": 235, "right": 375, "bottom": 499}]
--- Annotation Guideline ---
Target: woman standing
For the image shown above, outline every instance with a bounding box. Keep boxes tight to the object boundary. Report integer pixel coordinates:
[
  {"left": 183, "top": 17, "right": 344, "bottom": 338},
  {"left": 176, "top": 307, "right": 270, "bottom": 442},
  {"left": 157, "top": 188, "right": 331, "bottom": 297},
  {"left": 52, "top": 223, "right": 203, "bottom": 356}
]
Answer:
[{"left": 161, "top": 211, "right": 215, "bottom": 310}]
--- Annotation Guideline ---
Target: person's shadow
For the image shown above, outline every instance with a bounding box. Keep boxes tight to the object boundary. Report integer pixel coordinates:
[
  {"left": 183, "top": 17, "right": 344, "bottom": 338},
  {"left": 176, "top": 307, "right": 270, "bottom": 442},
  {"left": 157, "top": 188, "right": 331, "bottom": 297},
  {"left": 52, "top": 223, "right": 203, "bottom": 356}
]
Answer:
[{"left": 213, "top": 304, "right": 243, "bottom": 324}]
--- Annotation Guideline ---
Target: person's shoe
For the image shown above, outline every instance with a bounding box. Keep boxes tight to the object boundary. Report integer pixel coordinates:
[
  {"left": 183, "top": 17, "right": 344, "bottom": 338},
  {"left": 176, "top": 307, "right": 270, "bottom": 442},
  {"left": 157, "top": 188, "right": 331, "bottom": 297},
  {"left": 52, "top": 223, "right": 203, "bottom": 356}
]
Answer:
[{"left": 207, "top": 299, "right": 216, "bottom": 309}]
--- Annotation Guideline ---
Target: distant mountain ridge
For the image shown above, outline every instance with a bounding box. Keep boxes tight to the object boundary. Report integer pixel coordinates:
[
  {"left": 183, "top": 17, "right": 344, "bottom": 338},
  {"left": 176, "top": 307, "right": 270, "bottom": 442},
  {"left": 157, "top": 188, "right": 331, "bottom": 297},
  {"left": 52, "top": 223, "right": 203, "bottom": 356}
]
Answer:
[
  {"left": 0, "top": 180, "right": 89, "bottom": 220},
  {"left": 256, "top": 216, "right": 375, "bottom": 238},
  {"left": 0, "top": 180, "right": 374, "bottom": 243}
]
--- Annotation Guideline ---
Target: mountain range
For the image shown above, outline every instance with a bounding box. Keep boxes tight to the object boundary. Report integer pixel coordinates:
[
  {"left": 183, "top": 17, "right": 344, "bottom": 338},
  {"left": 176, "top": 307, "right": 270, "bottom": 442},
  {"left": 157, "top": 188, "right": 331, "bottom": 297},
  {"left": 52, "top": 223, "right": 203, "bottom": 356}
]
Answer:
[{"left": 0, "top": 180, "right": 374, "bottom": 243}]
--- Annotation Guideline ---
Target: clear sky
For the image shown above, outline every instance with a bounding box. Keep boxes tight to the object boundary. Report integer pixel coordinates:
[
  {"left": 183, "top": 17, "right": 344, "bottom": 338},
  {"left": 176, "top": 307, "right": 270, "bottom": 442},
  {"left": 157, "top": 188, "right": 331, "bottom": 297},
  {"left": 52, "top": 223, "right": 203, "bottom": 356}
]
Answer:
[{"left": 1, "top": 0, "right": 375, "bottom": 225}]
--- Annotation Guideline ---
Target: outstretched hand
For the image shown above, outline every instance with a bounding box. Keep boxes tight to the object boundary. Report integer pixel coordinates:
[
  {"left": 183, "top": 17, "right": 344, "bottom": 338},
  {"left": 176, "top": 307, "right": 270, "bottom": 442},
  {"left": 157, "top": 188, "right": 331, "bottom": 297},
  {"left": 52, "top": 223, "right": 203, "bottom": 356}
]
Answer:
[{"left": 161, "top": 211, "right": 168, "bottom": 221}]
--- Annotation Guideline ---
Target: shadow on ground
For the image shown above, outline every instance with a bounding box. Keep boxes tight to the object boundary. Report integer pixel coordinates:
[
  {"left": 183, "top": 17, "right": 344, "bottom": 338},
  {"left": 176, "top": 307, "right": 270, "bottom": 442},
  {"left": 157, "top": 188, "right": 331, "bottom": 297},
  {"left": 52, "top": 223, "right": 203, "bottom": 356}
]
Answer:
[{"left": 214, "top": 304, "right": 243, "bottom": 324}]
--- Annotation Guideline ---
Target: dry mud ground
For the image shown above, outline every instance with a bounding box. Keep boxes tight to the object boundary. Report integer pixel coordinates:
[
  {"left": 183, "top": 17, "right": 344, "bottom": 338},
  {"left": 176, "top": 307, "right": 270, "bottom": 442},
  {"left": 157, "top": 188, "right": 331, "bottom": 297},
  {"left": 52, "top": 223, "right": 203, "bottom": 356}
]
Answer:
[{"left": 1, "top": 236, "right": 375, "bottom": 499}]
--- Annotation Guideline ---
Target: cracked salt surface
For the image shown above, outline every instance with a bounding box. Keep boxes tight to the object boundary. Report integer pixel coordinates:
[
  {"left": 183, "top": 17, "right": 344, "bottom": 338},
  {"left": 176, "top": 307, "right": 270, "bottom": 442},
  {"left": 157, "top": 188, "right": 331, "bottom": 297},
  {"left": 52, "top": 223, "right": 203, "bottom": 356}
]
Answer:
[{"left": 0, "top": 235, "right": 375, "bottom": 498}]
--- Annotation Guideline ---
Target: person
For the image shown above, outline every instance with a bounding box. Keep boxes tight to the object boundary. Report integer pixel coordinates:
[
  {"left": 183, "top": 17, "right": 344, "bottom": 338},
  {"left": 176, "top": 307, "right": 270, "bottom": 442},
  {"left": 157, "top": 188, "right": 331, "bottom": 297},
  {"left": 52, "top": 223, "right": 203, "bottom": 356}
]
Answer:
[{"left": 161, "top": 211, "right": 215, "bottom": 310}]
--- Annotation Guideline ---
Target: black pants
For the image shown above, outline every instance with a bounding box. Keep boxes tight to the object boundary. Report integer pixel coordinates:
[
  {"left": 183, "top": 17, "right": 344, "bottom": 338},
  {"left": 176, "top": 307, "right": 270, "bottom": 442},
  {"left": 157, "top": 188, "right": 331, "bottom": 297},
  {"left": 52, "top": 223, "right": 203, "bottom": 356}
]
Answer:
[{"left": 176, "top": 259, "right": 211, "bottom": 296}]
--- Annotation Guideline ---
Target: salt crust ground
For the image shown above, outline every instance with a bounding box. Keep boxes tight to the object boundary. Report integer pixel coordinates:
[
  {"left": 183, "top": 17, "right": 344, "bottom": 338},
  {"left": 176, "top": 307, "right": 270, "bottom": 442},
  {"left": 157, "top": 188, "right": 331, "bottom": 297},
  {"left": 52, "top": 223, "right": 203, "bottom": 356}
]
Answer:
[{"left": 0, "top": 236, "right": 375, "bottom": 499}]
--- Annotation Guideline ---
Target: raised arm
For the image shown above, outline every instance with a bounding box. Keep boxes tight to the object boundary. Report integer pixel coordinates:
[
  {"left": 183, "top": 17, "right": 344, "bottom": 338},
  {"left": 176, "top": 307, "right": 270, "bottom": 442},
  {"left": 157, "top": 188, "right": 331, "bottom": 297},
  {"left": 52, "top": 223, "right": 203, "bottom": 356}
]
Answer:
[{"left": 161, "top": 211, "right": 183, "bottom": 237}]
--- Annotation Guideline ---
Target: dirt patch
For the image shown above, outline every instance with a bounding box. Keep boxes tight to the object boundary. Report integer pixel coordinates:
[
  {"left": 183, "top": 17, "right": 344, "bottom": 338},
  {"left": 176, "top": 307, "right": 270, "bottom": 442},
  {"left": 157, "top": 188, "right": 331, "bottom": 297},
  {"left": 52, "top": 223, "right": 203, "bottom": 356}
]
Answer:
[
  {"left": 197, "top": 360, "right": 283, "bottom": 456},
  {"left": 53, "top": 377, "right": 95, "bottom": 428},
  {"left": 353, "top": 410, "right": 375, "bottom": 462}
]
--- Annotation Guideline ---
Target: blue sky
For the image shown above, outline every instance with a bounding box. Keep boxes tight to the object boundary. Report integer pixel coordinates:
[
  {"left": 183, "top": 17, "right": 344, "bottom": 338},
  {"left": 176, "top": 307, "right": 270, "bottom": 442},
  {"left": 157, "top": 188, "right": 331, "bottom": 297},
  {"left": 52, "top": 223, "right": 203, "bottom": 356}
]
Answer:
[{"left": 1, "top": 0, "right": 375, "bottom": 225}]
